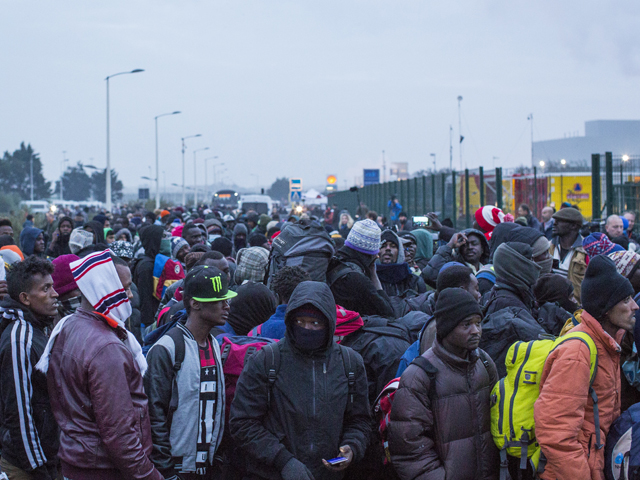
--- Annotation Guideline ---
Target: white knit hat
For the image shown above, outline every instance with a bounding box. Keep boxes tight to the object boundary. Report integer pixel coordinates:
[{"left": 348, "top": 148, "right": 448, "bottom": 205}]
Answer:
[{"left": 345, "top": 219, "right": 381, "bottom": 255}]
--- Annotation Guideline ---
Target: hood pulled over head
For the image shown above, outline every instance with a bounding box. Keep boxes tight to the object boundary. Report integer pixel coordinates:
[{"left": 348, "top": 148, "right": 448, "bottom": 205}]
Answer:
[{"left": 285, "top": 281, "right": 337, "bottom": 353}]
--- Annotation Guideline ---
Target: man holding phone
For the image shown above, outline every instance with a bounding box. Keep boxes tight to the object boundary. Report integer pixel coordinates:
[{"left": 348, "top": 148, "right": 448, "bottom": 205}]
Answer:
[{"left": 229, "top": 281, "right": 371, "bottom": 480}]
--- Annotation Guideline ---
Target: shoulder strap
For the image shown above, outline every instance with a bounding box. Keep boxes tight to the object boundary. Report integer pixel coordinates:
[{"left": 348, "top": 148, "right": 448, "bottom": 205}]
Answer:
[
  {"left": 326, "top": 260, "right": 360, "bottom": 287},
  {"left": 411, "top": 356, "right": 438, "bottom": 400},
  {"left": 263, "top": 343, "right": 281, "bottom": 408},
  {"left": 166, "top": 327, "right": 186, "bottom": 416},
  {"left": 552, "top": 331, "right": 602, "bottom": 450},
  {"left": 477, "top": 349, "right": 492, "bottom": 372},
  {"left": 339, "top": 346, "right": 356, "bottom": 412}
]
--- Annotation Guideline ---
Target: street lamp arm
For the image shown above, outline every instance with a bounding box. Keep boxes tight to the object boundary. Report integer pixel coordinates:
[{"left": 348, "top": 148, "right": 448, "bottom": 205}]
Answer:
[
  {"left": 155, "top": 111, "right": 181, "bottom": 120},
  {"left": 105, "top": 69, "right": 145, "bottom": 81}
]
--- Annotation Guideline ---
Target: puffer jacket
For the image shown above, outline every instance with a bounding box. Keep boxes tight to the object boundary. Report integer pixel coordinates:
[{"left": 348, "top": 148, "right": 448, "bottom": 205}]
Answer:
[
  {"left": 46, "top": 308, "right": 162, "bottom": 480},
  {"left": 388, "top": 339, "right": 499, "bottom": 480},
  {"left": 229, "top": 281, "right": 371, "bottom": 480},
  {"left": 534, "top": 310, "right": 623, "bottom": 480}
]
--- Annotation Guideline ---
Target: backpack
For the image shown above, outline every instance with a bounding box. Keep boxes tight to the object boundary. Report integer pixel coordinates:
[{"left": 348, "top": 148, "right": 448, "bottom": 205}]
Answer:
[
  {"left": 605, "top": 402, "right": 640, "bottom": 480},
  {"left": 142, "top": 309, "right": 186, "bottom": 356},
  {"left": 219, "top": 336, "right": 279, "bottom": 422},
  {"left": 479, "top": 306, "right": 546, "bottom": 378},
  {"left": 490, "top": 331, "right": 599, "bottom": 476},
  {"left": 266, "top": 222, "right": 335, "bottom": 286},
  {"left": 374, "top": 352, "right": 492, "bottom": 468},
  {"left": 152, "top": 254, "right": 185, "bottom": 301}
]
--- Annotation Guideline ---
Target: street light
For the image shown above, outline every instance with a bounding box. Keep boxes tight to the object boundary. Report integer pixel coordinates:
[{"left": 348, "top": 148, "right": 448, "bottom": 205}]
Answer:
[
  {"left": 154, "top": 111, "right": 181, "bottom": 209},
  {"left": 181, "top": 134, "right": 202, "bottom": 206},
  {"left": 105, "top": 68, "right": 144, "bottom": 212},
  {"left": 539, "top": 160, "right": 545, "bottom": 167},
  {"left": 193, "top": 147, "right": 210, "bottom": 206},
  {"left": 623, "top": 154, "right": 630, "bottom": 162},
  {"left": 430, "top": 153, "right": 436, "bottom": 171},
  {"left": 60, "top": 151, "right": 68, "bottom": 201},
  {"left": 204, "top": 156, "right": 220, "bottom": 203},
  {"left": 560, "top": 159, "right": 566, "bottom": 165}
]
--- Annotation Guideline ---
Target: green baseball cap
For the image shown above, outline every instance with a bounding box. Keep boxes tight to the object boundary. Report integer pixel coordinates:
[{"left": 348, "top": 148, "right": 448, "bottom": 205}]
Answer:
[{"left": 184, "top": 265, "right": 237, "bottom": 302}]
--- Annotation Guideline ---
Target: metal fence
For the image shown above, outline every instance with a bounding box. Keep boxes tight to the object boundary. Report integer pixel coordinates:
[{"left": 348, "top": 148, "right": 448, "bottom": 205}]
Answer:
[{"left": 327, "top": 152, "right": 640, "bottom": 227}]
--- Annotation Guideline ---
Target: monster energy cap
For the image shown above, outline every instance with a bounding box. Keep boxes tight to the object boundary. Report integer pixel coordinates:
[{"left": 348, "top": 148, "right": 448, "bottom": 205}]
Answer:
[{"left": 184, "top": 265, "right": 237, "bottom": 302}]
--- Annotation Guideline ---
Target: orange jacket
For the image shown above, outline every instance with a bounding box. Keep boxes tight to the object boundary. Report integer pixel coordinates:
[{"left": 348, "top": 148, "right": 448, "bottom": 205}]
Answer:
[{"left": 534, "top": 311, "right": 623, "bottom": 480}]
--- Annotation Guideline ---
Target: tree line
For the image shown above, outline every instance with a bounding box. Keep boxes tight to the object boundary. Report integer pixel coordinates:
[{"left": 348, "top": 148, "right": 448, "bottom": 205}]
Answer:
[{"left": 0, "top": 143, "right": 123, "bottom": 202}]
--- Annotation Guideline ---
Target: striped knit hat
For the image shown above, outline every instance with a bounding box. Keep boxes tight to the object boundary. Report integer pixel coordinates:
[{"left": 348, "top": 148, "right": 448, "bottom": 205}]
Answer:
[
  {"left": 583, "top": 232, "right": 624, "bottom": 258},
  {"left": 345, "top": 219, "right": 381, "bottom": 255},
  {"left": 474, "top": 206, "right": 507, "bottom": 239},
  {"left": 608, "top": 250, "right": 640, "bottom": 278}
]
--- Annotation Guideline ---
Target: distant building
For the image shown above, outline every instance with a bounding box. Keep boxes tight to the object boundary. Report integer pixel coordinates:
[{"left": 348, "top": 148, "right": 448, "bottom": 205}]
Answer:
[{"left": 533, "top": 120, "right": 640, "bottom": 165}]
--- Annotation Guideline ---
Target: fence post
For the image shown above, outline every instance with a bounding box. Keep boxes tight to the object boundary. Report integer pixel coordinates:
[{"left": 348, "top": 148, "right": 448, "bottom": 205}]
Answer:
[
  {"left": 533, "top": 166, "right": 538, "bottom": 218},
  {"left": 496, "top": 167, "right": 503, "bottom": 209},
  {"left": 414, "top": 177, "right": 418, "bottom": 215},
  {"left": 479, "top": 166, "right": 484, "bottom": 207},
  {"left": 465, "top": 168, "right": 471, "bottom": 228},
  {"left": 441, "top": 173, "right": 446, "bottom": 219},
  {"left": 422, "top": 175, "right": 427, "bottom": 213},
  {"left": 592, "top": 154, "right": 601, "bottom": 219},
  {"left": 605, "top": 151, "right": 614, "bottom": 215},
  {"left": 452, "top": 171, "right": 457, "bottom": 228}
]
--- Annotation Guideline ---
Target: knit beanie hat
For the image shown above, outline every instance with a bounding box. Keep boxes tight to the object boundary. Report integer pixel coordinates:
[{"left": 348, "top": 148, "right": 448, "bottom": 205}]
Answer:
[
  {"left": 608, "top": 250, "right": 640, "bottom": 279},
  {"left": 434, "top": 287, "right": 482, "bottom": 340},
  {"left": 533, "top": 273, "right": 574, "bottom": 305},
  {"left": 345, "top": 219, "right": 381, "bottom": 255},
  {"left": 291, "top": 305, "right": 327, "bottom": 323},
  {"left": 170, "top": 237, "right": 189, "bottom": 260},
  {"left": 109, "top": 240, "right": 134, "bottom": 260},
  {"left": 583, "top": 232, "right": 625, "bottom": 258},
  {"left": 581, "top": 254, "right": 634, "bottom": 320},
  {"left": 52, "top": 254, "right": 80, "bottom": 296},
  {"left": 474, "top": 206, "right": 506, "bottom": 239}
]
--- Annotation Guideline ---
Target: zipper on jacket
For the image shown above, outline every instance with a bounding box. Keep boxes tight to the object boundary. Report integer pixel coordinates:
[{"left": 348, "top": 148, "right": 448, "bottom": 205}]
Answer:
[
  {"left": 311, "top": 359, "right": 316, "bottom": 454},
  {"left": 509, "top": 342, "right": 534, "bottom": 439}
]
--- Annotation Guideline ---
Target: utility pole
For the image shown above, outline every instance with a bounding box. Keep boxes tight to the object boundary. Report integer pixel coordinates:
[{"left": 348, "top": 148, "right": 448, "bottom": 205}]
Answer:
[
  {"left": 528, "top": 113, "right": 534, "bottom": 167},
  {"left": 457, "top": 95, "right": 463, "bottom": 170},
  {"left": 382, "top": 150, "right": 386, "bottom": 183},
  {"left": 449, "top": 126, "right": 453, "bottom": 172},
  {"left": 430, "top": 153, "right": 436, "bottom": 172}
]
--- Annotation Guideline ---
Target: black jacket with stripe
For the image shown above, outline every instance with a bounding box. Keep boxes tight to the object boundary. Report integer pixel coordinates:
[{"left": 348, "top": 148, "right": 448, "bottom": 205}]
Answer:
[{"left": 0, "top": 297, "right": 58, "bottom": 479}]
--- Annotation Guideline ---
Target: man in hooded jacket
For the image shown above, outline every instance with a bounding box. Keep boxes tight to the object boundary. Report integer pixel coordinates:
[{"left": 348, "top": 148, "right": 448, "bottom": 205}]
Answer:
[
  {"left": 20, "top": 227, "right": 46, "bottom": 258},
  {"left": 229, "top": 281, "right": 371, "bottom": 480},
  {"left": 376, "top": 229, "right": 426, "bottom": 297},
  {"left": 133, "top": 225, "right": 164, "bottom": 331}
]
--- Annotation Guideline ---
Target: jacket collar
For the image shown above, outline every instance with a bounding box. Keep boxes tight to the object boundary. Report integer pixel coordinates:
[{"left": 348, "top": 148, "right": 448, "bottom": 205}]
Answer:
[
  {"left": 0, "top": 296, "right": 52, "bottom": 331},
  {"left": 580, "top": 310, "right": 623, "bottom": 354},
  {"left": 432, "top": 338, "right": 479, "bottom": 372}
]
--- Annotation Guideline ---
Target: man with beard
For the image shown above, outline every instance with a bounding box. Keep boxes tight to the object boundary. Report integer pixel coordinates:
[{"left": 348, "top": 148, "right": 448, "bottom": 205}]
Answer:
[{"left": 46, "top": 216, "right": 74, "bottom": 258}]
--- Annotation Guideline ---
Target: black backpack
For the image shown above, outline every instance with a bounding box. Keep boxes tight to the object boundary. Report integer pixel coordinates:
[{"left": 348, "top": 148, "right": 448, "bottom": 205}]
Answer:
[
  {"left": 267, "top": 222, "right": 335, "bottom": 286},
  {"left": 479, "top": 306, "right": 546, "bottom": 378}
]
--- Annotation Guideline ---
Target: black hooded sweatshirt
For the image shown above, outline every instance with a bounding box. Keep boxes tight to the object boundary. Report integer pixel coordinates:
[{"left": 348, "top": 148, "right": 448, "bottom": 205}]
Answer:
[
  {"left": 133, "top": 225, "right": 164, "bottom": 330},
  {"left": 46, "top": 216, "right": 73, "bottom": 258},
  {"left": 229, "top": 281, "right": 371, "bottom": 480}
]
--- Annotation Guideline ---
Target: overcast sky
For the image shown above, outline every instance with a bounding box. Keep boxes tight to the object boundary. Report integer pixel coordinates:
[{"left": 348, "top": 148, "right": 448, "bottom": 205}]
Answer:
[{"left": 2, "top": 0, "right": 639, "bottom": 193}]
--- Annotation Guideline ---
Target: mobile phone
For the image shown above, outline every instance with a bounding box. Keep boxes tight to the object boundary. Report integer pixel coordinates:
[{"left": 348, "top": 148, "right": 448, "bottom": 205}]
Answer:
[
  {"left": 412, "top": 215, "right": 431, "bottom": 228},
  {"left": 326, "top": 456, "right": 348, "bottom": 465}
]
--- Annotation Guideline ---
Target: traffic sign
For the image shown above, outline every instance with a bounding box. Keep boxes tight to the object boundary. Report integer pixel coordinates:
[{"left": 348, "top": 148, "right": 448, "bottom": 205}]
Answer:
[
  {"left": 290, "top": 191, "right": 302, "bottom": 202},
  {"left": 290, "top": 178, "right": 303, "bottom": 191}
]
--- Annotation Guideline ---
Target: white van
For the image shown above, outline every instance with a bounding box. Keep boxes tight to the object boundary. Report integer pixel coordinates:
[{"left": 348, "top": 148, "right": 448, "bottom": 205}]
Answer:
[
  {"left": 20, "top": 200, "right": 51, "bottom": 214},
  {"left": 238, "top": 195, "right": 273, "bottom": 215}
]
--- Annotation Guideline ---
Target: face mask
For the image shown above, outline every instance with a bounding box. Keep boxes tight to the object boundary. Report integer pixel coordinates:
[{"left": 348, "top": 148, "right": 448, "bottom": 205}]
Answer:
[
  {"left": 208, "top": 234, "right": 221, "bottom": 243},
  {"left": 537, "top": 257, "right": 553, "bottom": 275},
  {"left": 292, "top": 324, "right": 328, "bottom": 352},
  {"left": 59, "top": 295, "right": 82, "bottom": 317}
]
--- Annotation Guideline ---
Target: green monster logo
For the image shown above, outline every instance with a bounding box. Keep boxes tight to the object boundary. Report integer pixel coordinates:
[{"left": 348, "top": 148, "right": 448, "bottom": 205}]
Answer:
[{"left": 211, "top": 275, "right": 222, "bottom": 292}]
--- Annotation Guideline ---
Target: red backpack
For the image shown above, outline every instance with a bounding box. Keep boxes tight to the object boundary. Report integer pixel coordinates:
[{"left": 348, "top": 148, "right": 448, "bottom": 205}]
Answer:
[
  {"left": 219, "top": 336, "right": 279, "bottom": 422},
  {"left": 373, "top": 377, "right": 402, "bottom": 465}
]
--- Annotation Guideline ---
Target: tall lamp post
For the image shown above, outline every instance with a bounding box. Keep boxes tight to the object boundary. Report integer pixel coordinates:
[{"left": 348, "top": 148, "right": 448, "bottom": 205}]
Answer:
[
  {"left": 154, "top": 111, "right": 181, "bottom": 209},
  {"left": 181, "top": 134, "right": 202, "bottom": 206},
  {"left": 105, "top": 69, "right": 144, "bottom": 212},
  {"left": 193, "top": 147, "right": 210, "bottom": 206},
  {"left": 203, "top": 156, "right": 220, "bottom": 203}
]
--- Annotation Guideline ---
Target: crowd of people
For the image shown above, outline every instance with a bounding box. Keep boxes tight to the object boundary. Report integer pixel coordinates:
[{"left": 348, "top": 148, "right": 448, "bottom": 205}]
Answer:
[{"left": 0, "top": 199, "right": 639, "bottom": 480}]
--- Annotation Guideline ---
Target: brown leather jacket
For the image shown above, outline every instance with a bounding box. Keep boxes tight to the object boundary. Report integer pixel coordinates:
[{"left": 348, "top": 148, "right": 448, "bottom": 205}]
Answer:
[
  {"left": 46, "top": 308, "right": 163, "bottom": 480},
  {"left": 388, "top": 339, "right": 499, "bottom": 480}
]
